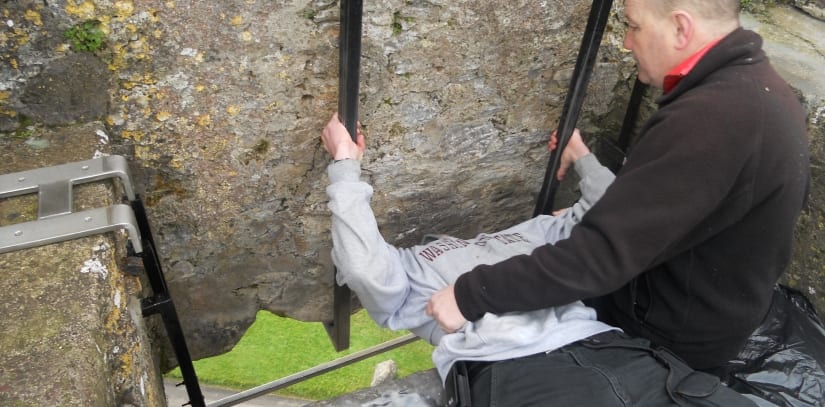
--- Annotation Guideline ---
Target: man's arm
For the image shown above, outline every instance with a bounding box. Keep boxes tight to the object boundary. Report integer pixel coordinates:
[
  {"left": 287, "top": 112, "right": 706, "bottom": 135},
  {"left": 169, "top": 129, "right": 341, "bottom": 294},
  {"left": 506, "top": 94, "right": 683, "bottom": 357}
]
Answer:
[
  {"left": 444, "top": 103, "right": 762, "bottom": 324},
  {"left": 426, "top": 130, "right": 616, "bottom": 332}
]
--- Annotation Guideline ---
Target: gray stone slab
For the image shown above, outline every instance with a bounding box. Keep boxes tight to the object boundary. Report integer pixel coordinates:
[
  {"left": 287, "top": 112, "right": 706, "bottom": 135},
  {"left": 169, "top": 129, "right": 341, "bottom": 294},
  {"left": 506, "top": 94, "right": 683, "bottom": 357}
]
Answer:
[{"left": 306, "top": 369, "right": 445, "bottom": 407}]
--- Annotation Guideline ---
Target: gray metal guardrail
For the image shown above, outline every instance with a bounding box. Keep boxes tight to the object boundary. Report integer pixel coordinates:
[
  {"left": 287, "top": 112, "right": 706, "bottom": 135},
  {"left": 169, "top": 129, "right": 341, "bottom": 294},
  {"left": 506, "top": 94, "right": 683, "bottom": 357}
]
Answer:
[{"left": 207, "top": 333, "right": 420, "bottom": 407}]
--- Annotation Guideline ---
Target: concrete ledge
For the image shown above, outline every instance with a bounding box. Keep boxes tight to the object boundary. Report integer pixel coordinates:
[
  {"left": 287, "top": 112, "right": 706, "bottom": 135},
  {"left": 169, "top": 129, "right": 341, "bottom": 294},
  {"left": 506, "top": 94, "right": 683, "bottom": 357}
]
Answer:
[{"left": 0, "top": 126, "right": 165, "bottom": 406}]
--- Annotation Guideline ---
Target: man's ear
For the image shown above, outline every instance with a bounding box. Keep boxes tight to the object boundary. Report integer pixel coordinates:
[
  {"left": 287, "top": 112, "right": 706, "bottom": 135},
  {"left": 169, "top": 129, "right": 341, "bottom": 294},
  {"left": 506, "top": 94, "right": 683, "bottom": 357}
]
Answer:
[{"left": 671, "top": 11, "right": 694, "bottom": 50}]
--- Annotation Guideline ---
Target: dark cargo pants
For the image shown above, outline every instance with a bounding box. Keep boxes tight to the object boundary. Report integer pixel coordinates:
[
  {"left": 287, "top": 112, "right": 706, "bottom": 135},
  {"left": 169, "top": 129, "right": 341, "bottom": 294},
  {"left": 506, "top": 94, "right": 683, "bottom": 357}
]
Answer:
[{"left": 465, "top": 331, "right": 755, "bottom": 406}]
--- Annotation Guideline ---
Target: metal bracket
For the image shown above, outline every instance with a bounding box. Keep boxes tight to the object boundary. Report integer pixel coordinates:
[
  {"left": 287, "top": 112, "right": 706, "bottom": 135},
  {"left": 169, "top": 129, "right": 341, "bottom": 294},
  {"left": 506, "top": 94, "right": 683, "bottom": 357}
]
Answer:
[
  {"left": 0, "top": 155, "right": 141, "bottom": 254},
  {"left": 0, "top": 204, "right": 142, "bottom": 255},
  {"left": 0, "top": 155, "right": 136, "bottom": 218}
]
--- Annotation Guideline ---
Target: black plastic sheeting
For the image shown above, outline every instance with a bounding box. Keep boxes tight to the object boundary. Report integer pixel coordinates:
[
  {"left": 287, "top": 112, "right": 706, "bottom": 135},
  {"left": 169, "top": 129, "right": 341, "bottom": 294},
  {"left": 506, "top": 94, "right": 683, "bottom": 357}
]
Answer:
[{"left": 721, "top": 285, "right": 825, "bottom": 406}]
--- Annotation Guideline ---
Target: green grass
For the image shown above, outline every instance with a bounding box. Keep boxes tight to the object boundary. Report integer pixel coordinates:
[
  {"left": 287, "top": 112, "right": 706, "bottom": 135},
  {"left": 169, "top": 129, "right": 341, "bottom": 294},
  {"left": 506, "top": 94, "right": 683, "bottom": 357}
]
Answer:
[{"left": 166, "top": 310, "right": 435, "bottom": 401}]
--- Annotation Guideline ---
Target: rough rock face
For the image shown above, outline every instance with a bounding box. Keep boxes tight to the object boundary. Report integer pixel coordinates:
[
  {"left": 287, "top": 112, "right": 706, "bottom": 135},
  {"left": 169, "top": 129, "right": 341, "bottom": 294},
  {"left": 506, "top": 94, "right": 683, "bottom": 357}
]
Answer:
[
  {"left": 1, "top": 0, "right": 824, "bottom": 366},
  {"left": 740, "top": 7, "right": 825, "bottom": 316},
  {"left": 19, "top": 52, "right": 112, "bottom": 125},
  {"left": 794, "top": 0, "right": 825, "bottom": 20},
  {"left": 2, "top": 0, "right": 633, "bottom": 364},
  {"left": 0, "top": 130, "right": 164, "bottom": 407}
]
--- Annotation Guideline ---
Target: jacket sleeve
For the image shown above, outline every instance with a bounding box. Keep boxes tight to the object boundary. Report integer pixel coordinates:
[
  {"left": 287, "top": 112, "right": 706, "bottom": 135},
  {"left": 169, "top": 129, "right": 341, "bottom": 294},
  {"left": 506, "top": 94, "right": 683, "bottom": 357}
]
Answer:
[
  {"left": 326, "top": 160, "right": 412, "bottom": 327},
  {"left": 454, "top": 108, "right": 755, "bottom": 321}
]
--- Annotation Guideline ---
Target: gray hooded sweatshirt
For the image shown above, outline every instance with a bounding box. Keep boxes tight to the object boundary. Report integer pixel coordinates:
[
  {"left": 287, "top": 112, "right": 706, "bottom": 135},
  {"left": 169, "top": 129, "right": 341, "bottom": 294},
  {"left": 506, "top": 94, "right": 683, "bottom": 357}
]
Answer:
[{"left": 327, "top": 154, "right": 617, "bottom": 382}]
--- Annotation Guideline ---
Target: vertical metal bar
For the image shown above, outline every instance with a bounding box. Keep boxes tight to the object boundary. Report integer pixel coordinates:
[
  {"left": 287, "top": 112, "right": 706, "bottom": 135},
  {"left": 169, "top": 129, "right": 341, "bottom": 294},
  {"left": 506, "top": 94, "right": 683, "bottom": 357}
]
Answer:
[
  {"left": 325, "top": 274, "right": 352, "bottom": 352},
  {"left": 534, "top": 0, "right": 614, "bottom": 216},
  {"left": 616, "top": 77, "right": 647, "bottom": 154},
  {"left": 584, "top": 76, "right": 648, "bottom": 173},
  {"left": 326, "top": 0, "right": 363, "bottom": 353},
  {"left": 338, "top": 0, "right": 363, "bottom": 136},
  {"left": 132, "top": 196, "right": 205, "bottom": 407}
]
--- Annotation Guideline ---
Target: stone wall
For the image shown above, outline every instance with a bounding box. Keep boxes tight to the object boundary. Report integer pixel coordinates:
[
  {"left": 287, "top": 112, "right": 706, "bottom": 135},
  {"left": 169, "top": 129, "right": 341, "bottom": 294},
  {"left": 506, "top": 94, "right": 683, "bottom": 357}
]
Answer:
[
  {"left": 1, "top": 0, "right": 824, "bottom": 372},
  {"left": 0, "top": 131, "right": 164, "bottom": 406}
]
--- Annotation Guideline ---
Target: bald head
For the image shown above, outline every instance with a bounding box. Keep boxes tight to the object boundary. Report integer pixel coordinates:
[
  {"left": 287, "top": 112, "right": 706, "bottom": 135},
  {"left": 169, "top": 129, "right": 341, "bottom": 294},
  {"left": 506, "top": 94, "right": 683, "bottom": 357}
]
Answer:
[
  {"left": 622, "top": 0, "right": 742, "bottom": 89},
  {"left": 648, "top": 0, "right": 741, "bottom": 35},
  {"left": 651, "top": 0, "right": 740, "bottom": 18}
]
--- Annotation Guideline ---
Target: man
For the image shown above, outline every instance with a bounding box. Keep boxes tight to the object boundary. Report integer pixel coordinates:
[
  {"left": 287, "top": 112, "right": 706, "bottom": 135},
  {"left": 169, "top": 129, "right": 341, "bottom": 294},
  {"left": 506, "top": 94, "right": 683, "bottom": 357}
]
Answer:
[
  {"left": 321, "top": 114, "right": 755, "bottom": 406},
  {"left": 427, "top": 0, "right": 810, "bottom": 373}
]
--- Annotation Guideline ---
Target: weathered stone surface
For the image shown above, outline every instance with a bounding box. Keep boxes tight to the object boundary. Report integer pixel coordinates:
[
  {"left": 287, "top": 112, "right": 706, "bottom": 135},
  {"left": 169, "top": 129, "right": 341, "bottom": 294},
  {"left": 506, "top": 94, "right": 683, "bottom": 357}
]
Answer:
[
  {"left": 1, "top": 0, "right": 824, "bottom": 371},
  {"left": 20, "top": 52, "right": 112, "bottom": 125},
  {"left": 0, "top": 237, "right": 164, "bottom": 407},
  {"left": 794, "top": 0, "right": 825, "bottom": 20},
  {"left": 306, "top": 368, "right": 444, "bottom": 407},
  {"left": 42, "top": 0, "right": 634, "bottom": 364},
  {"left": 742, "top": 6, "right": 825, "bottom": 321},
  {"left": 0, "top": 130, "right": 164, "bottom": 406}
]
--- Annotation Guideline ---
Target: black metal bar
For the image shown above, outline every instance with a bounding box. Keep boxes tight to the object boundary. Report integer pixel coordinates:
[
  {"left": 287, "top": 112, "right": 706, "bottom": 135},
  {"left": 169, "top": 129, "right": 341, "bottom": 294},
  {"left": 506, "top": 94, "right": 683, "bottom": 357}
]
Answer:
[
  {"left": 131, "top": 196, "right": 205, "bottom": 407},
  {"left": 534, "top": 0, "right": 614, "bottom": 216},
  {"left": 325, "top": 0, "right": 363, "bottom": 353},
  {"left": 338, "top": 0, "right": 363, "bottom": 136},
  {"left": 324, "top": 273, "right": 352, "bottom": 352},
  {"left": 131, "top": 197, "right": 165, "bottom": 295},
  {"left": 616, "top": 76, "right": 647, "bottom": 154},
  {"left": 600, "top": 76, "right": 647, "bottom": 173}
]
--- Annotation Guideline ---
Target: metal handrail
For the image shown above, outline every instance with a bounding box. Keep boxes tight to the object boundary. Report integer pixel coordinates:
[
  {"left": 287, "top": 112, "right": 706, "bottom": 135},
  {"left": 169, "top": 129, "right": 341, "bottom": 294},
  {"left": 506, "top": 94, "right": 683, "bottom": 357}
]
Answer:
[{"left": 207, "top": 333, "right": 420, "bottom": 407}]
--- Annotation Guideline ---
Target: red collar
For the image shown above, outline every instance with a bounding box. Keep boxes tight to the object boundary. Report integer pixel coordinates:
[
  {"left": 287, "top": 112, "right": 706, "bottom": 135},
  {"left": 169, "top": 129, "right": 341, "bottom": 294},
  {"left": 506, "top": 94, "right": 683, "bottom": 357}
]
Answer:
[{"left": 663, "top": 38, "right": 722, "bottom": 93}]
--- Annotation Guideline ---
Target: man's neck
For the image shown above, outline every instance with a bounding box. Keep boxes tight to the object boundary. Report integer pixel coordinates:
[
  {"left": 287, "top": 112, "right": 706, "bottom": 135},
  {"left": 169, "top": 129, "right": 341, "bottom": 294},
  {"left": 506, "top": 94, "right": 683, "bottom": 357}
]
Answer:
[
  {"left": 660, "top": 22, "right": 739, "bottom": 87},
  {"left": 663, "top": 35, "right": 725, "bottom": 93}
]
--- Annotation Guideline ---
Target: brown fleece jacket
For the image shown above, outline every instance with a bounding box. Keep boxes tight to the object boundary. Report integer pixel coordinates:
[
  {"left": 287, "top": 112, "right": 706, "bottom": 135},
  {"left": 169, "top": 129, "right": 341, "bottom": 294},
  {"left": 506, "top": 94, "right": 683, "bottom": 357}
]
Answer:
[{"left": 454, "top": 28, "right": 810, "bottom": 369}]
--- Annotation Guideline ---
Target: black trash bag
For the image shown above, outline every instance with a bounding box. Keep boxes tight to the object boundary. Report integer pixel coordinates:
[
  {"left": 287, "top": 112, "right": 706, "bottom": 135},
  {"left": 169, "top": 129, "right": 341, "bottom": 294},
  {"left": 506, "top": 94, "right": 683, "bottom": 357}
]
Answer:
[{"left": 720, "top": 284, "right": 825, "bottom": 406}]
